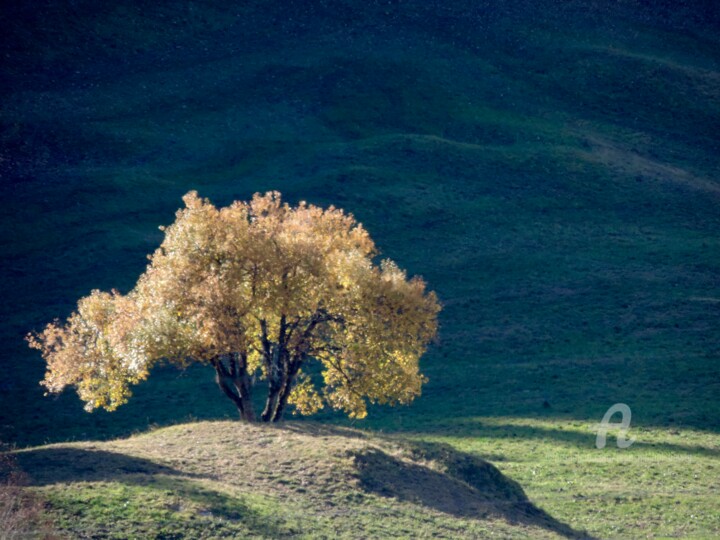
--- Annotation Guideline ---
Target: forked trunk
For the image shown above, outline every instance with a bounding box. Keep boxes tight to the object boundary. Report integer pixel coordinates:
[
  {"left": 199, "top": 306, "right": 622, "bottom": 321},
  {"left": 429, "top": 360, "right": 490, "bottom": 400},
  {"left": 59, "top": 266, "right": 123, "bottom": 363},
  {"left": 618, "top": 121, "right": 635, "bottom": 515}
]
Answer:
[
  {"left": 212, "top": 354, "right": 256, "bottom": 422},
  {"left": 271, "top": 356, "right": 302, "bottom": 422},
  {"left": 260, "top": 343, "right": 283, "bottom": 422},
  {"left": 218, "top": 312, "right": 319, "bottom": 423}
]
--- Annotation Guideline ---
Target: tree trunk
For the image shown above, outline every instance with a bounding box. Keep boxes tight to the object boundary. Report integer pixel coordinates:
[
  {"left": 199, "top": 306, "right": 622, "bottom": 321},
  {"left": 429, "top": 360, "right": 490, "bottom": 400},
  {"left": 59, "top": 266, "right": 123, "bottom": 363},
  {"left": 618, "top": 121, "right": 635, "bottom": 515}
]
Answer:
[
  {"left": 260, "top": 317, "right": 286, "bottom": 422},
  {"left": 213, "top": 355, "right": 255, "bottom": 422},
  {"left": 233, "top": 362, "right": 256, "bottom": 421},
  {"left": 260, "top": 343, "right": 282, "bottom": 422},
  {"left": 230, "top": 352, "right": 256, "bottom": 422},
  {"left": 266, "top": 313, "right": 328, "bottom": 422},
  {"left": 258, "top": 313, "right": 326, "bottom": 422},
  {"left": 271, "top": 356, "right": 303, "bottom": 422}
]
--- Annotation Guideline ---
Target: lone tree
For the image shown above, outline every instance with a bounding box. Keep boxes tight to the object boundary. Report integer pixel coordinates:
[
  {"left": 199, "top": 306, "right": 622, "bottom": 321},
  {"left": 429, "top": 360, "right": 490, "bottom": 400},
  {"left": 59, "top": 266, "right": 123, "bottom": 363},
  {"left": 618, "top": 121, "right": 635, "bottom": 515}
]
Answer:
[{"left": 28, "top": 192, "right": 440, "bottom": 422}]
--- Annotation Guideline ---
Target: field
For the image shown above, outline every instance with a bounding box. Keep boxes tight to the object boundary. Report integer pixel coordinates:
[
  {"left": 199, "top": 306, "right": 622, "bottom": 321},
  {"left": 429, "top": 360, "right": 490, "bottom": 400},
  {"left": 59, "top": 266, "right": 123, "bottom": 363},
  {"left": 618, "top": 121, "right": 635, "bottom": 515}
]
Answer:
[{"left": 1, "top": 1, "right": 719, "bottom": 538}]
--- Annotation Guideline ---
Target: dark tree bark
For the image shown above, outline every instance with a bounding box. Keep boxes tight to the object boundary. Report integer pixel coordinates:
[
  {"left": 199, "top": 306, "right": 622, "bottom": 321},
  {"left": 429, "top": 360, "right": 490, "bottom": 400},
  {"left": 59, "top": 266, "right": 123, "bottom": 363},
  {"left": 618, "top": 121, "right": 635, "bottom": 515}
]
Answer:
[
  {"left": 267, "top": 311, "right": 340, "bottom": 422},
  {"left": 214, "top": 310, "right": 343, "bottom": 423},
  {"left": 261, "top": 314, "right": 304, "bottom": 422},
  {"left": 260, "top": 345, "right": 283, "bottom": 422},
  {"left": 271, "top": 355, "right": 303, "bottom": 422},
  {"left": 260, "top": 317, "right": 285, "bottom": 422},
  {"left": 212, "top": 354, "right": 255, "bottom": 422},
  {"left": 230, "top": 352, "right": 256, "bottom": 421}
]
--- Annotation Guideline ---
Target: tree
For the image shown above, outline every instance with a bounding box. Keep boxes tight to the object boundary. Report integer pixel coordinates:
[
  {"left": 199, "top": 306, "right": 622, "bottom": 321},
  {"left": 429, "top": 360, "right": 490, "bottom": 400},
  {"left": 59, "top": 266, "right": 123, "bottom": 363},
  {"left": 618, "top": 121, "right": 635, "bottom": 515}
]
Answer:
[{"left": 27, "top": 191, "right": 440, "bottom": 422}]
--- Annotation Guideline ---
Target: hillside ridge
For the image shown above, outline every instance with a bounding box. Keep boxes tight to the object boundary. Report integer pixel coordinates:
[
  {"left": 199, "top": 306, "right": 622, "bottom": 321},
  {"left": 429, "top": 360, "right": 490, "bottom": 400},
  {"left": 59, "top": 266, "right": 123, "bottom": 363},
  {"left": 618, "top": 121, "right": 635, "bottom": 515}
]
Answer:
[{"left": 8, "top": 421, "right": 588, "bottom": 539}]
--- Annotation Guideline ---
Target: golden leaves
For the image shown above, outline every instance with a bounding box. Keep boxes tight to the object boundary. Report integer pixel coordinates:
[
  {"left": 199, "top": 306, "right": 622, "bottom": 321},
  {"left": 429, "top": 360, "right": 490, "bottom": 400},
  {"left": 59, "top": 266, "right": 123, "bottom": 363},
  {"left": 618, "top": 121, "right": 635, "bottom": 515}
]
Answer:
[
  {"left": 28, "top": 191, "right": 441, "bottom": 419},
  {"left": 288, "top": 372, "right": 324, "bottom": 416},
  {"left": 27, "top": 290, "right": 150, "bottom": 412}
]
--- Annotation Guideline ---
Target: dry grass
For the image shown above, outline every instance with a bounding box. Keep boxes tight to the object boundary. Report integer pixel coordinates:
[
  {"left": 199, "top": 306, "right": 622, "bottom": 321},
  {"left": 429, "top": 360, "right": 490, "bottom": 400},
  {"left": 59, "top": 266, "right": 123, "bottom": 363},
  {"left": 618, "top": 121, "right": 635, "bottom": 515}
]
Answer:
[
  {"left": 9, "top": 421, "right": 590, "bottom": 539},
  {"left": 0, "top": 450, "right": 58, "bottom": 540},
  {"left": 577, "top": 133, "right": 720, "bottom": 196}
]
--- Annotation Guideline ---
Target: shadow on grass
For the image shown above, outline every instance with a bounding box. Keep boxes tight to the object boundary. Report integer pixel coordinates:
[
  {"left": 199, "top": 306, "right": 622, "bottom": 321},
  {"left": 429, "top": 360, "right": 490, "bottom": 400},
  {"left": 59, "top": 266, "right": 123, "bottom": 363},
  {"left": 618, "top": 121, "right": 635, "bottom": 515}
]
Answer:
[
  {"left": 280, "top": 421, "right": 372, "bottom": 440},
  {"left": 281, "top": 423, "right": 591, "bottom": 538},
  {"left": 7, "top": 447, "right": 288, "bottom": 538},
  {"left": 411, "top": 421, "right": 720, "bottom": 459},
  {"left": 141, "top": 475, "right": 289, "bottom": 537},
  {"left": 9, "top": 447, "right": 197, "bottom": 486},
  {"left": 352, "top": 442, "right": 592, "bottom": 539}
]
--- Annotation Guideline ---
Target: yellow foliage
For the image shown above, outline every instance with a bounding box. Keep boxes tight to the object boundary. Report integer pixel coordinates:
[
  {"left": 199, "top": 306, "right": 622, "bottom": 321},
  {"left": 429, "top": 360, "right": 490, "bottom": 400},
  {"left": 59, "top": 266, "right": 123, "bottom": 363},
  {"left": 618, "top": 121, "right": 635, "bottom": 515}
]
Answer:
[
  {"left": 288, "top": 372, "right": 324, "bottom": 416},
  {"left": 27, "top": 191, "right": 441, "bottom": 420}
]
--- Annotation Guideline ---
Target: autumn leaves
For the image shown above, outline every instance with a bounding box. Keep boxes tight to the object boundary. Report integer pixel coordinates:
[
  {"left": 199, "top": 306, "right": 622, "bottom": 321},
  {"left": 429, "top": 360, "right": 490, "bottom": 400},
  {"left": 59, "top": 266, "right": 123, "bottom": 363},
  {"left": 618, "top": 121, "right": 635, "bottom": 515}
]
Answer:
[{"left": 29, "top": 192, "right": 440, "bottom": 421}]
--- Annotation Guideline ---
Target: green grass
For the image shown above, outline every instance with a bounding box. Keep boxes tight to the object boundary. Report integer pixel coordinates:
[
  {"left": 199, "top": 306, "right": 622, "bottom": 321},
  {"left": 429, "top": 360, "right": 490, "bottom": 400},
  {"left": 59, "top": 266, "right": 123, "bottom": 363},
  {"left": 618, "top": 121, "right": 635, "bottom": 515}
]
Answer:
[
  {"left": 7, "top": 420, "right": 719, "bottom": 538},
  {"left": 11, "top": 421, "right": 592, "bottom": 538},
  {"left": 402, "top": 418, "right": 720, "bottom": 538},
  {"left": 43, "top": 479, "right": 290, "bottom": 539},
  {"left": 1, "top": 0, "right": 719, "bottom": 537}
]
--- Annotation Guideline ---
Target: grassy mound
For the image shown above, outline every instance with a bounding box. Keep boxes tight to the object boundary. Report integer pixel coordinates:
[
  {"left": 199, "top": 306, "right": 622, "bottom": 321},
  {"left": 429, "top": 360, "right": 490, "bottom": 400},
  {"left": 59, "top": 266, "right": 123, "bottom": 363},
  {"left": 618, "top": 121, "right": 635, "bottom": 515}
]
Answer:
[
  {"left": 1, "top": 1, "right": 719, "bottom": 537},
  {"left": 9, "top": 421, "right": 590, "bottom": 539}
]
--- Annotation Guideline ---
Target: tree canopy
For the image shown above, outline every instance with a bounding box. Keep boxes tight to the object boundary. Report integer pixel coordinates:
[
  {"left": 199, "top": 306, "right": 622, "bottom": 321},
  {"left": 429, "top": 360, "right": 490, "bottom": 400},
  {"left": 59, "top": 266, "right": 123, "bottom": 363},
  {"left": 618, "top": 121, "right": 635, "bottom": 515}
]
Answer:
[{"left": 28, "top": 191, "right": 440, "bottom": 422}]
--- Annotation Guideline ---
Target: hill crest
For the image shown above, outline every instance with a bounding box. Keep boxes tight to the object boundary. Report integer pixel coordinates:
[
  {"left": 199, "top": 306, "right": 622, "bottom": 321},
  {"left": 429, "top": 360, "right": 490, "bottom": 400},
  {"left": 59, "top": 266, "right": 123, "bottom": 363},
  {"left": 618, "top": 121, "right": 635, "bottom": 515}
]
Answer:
[{"left": 8, "top": 421, "right": 587, "bottom": 538}]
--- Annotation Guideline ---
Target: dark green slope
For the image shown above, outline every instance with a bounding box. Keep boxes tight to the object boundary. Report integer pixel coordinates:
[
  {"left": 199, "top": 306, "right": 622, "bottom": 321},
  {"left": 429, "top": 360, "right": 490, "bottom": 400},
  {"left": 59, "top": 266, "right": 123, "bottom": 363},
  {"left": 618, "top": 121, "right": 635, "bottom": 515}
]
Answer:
[{"left": 1, "top": 0, "right": 718, "bottom": 446}]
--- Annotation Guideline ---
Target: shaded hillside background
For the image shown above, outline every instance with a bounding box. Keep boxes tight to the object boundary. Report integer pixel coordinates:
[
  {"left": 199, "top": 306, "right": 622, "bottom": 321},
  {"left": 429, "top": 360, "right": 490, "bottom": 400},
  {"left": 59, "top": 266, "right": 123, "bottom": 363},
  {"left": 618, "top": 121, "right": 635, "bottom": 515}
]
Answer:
[{"left": 1, "top": 0, "right": 719, "bottom": 446}]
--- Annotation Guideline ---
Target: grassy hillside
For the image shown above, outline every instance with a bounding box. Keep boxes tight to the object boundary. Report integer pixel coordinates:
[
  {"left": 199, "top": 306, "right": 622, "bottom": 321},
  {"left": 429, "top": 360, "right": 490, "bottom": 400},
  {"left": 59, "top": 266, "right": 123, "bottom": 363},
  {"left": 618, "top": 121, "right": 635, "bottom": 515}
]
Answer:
[
  {"left": 1, "top": 0, "right": 719, "bottom": 537},
  {"left": 9, "top": 421, "right": 592, "bottom": 539},
  {"left": 6, "top": 420, "right": 720, "bottom": 538}
]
